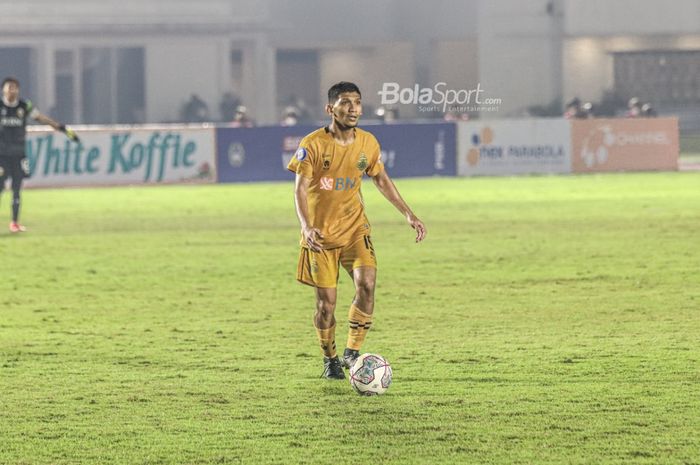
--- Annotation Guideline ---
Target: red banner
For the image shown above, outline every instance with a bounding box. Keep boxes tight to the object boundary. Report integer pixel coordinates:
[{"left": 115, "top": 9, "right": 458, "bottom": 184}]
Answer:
[{"left": 571, "top": 118, "right": 678, "bottom": 173}]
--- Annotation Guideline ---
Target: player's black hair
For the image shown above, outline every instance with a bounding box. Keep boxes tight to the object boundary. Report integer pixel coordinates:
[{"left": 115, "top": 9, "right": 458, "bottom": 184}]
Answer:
[
  {"left": 328, "top": 81, "right": 361, "bottom": 103},
  {"left": 2, "top": 76, "right": 20, "bottom": 88}
]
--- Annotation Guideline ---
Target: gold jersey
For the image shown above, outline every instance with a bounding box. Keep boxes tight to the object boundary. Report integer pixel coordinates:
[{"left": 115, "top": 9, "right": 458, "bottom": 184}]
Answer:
[{"left": 288, "top": 126, "right": 384, "bottom": 249}]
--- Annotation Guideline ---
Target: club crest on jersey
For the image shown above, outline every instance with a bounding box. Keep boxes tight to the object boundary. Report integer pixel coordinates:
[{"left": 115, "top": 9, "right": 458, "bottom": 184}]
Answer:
[
  {"left": 357, "top": 153, "right": 368, "bottom": 171},
  {"left": 295, "top": 147, "right": 307, "bottom": 161},
  {"left": 16, "top": 108, "right": 25, "bottom": 118},
  {"left": 322, "top": 154, "right": 332, "bottom": 170}
]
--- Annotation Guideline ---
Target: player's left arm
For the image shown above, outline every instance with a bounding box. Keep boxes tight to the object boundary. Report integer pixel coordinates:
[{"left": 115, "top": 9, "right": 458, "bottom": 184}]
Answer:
[
  {"left": 371, "top": 169, "right": 426, "bottom": 243},
  {"left": 33, "top": 112, "right": 81, "bottom": 143}
]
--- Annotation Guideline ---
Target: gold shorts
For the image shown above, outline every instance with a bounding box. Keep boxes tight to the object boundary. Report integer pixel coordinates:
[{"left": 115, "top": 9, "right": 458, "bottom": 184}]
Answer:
[{"left": 297, "top": 235, "right": 376, "bottom": 288}]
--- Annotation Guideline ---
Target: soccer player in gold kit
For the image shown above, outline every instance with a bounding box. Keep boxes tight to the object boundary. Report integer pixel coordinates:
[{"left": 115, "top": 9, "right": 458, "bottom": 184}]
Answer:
[{"left": 288, "top": 82, "right": 427, "bottom": 379}]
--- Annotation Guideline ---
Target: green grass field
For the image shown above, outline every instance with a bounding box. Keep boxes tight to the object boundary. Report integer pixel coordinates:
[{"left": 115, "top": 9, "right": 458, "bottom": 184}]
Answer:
[{"left": 1, "top": 173, "right": 699, "bottom": 465}]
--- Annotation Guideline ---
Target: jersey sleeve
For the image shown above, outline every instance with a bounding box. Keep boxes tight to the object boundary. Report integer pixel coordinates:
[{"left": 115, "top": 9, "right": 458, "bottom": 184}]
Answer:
[
  {"left": 25, "top": 100, "right": 40, "bottom": 119},
  {"left": 364, "top": 134, "right": 384, "bottom": 177},
  {"left": 287, "top": 138, "right": 315, "bottom": 179}
]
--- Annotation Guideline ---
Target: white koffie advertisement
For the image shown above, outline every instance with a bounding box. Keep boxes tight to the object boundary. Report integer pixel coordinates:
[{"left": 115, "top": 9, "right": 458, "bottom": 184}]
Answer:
[{"left": 24, "top": 126, "right": 216, "bottom": 187}]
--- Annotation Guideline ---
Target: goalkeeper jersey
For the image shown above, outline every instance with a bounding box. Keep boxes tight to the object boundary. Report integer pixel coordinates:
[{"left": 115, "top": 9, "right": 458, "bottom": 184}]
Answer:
[
  {"left": 0, "top": 98, "right": 39, "bottom": 158},
  {"left": 287, "top": 126, "right": 384, "bottom": 249}
]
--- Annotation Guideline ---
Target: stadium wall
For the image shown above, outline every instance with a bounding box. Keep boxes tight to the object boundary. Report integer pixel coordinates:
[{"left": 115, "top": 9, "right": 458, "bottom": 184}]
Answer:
[
  {"left": 456, "top": 118, "right": 679, "bottom": 176},
  {"left": 457, "top": 119, "right": 572, "bottom": 176},
  {"left": 23, "top": 118, "right": 677, "bottom": 188},
  {"left": 24, "top": 122, "right": 457, "bottom": 188},
  {"left": 215, "top": 123, "right": 457, "bottom": 183},
  {"left": 25, "top": 126, "right": 216, "bottom": 188},
  {"left": 570, "top": 118, "right": 679, "bottom": 173}
]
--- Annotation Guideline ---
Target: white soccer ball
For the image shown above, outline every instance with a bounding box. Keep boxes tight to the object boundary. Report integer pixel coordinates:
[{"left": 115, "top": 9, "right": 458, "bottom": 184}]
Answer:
[{"left": 349, "top": 353, "right": 392, "bottom": 396}]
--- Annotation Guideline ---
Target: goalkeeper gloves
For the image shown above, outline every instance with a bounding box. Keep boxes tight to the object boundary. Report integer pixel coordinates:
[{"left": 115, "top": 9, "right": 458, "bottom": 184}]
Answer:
[{"left": 59, "top": 124, "right": 81, "bottom": 143}]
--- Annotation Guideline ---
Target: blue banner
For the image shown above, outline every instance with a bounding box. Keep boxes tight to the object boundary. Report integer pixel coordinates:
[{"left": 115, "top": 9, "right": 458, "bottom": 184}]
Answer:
[
  {"left": 365, "top": 123, "right": 456, "bottom": 178},
  {"left": 215, "top": 122, "right": 456, "bottom": 183}
]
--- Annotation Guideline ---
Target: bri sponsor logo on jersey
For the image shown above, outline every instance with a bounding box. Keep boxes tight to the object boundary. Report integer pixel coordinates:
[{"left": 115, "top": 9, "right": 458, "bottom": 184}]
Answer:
[{"left": 320, "top": 176, "right": 358, "bottom": 191}]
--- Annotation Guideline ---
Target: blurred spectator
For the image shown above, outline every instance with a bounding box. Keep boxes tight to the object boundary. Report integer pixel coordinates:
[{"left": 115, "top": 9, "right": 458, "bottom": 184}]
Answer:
[
  {"left": 577, "top": 90, "right": 625, "bottom": 118},
  {"left": 230, "top": 105, "right": 255, "bottom": 127},
  {"left": 641, "top": 103, "right": 657, "bottom": 118},
  {"left": 281, "top": 94, "right": 313, "bottom": 124},
  {"left": 443, "top": 110, "right": 470, "bottom": 122},
  {"left": 563, "top": 97, "right": 587, "bottom": 119},
  {"left": 626, "top": 97, "right": 642, "bottom": 118},
  {"left": 581, "top": 102, "right": 594, "bottom": 118},
  {"left": 182, "top": 94, "right": 209, "bottom": 123},
  {"left": 281, "top": 106, "right": 300, "bottom": 126},
  {"left": 219, "top": 92, "right": 241, "bottom": 122},
  {"left": 290, "top": 95, "right": 312, "bottom": 123}
]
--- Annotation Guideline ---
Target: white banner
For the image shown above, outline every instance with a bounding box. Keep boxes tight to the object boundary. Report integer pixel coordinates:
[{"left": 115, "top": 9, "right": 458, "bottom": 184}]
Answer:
[
  {"left": 457, "top": 119, "right": 572, "bottom": 176},
  {"left": 24, "top": 126, "right": 216, "bottom": 187}
]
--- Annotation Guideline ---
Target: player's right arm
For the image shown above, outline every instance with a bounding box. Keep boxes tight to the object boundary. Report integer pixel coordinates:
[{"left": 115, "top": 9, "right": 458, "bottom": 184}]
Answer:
[
  {"left": 33, "top": 111, "right": 81, "bottom": 143},
  {"left": 294, "top": 173, "right": 324, "bottom": 252}
]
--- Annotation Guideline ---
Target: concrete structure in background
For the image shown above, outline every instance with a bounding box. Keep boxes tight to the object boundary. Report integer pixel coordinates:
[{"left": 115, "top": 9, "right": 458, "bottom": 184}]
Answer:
[
  {"left": 483, "top": 0, "right": 700, "bottom": 122},
  {"left": 0, "top": 0, "right": 277, "bottom": 124},
  {"left": 0, "top": 0, "right": 478, "bottom": 124},
  {"left": 1, "top": 0, "right": 699, "bottom": 124}
]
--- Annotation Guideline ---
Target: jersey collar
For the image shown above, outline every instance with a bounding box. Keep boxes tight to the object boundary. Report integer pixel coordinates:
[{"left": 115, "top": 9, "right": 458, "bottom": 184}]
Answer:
[{"left": 2, "top": 96, "right": 19, "bottom": 107}]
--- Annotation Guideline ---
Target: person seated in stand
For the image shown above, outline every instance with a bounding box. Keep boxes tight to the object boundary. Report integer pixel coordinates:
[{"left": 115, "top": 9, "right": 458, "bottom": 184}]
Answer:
[
  {"left": 563, "top": 97, "right": 587, "bottom": 119},
  {"left": 281, "top": 106, "right": 300, "bottom": 127},
  {"left": 626, "top": 97, "right": 643, "bottom": 118},
  {"left": 641, "top": 103, "right": 657, "bottom": 118},
  {"left": 230, "top": 105, "right": 255, "bottom": 128}
]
